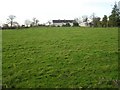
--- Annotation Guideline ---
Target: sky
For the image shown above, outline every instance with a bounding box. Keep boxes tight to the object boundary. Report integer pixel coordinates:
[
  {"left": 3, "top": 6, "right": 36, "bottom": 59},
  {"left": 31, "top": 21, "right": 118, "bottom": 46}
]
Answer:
[{"left": 0, "top": 0, "right": 120, "bottom": 25}]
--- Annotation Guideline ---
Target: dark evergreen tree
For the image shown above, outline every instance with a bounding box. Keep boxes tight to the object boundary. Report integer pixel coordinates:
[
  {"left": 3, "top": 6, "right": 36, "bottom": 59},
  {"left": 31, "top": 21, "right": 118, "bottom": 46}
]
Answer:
[
  {"left": 73, "top": 20, "right": 79, "bottom": 27},
  {"left": 108, "top": 3, "right": 120, "bottom": 27},
  {"left": 102, "top": 15, "right": 108, "bottom": 27}
]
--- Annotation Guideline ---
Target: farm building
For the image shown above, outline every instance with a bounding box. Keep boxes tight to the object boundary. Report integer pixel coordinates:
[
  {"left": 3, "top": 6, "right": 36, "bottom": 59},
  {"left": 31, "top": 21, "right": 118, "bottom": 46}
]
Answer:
[{"left": 52, "top": 20, "right": 75, "bottom": 27}]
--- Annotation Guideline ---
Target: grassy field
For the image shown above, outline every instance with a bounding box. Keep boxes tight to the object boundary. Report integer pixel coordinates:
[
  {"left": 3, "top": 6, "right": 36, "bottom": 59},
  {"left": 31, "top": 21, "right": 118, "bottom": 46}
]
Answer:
[{"left": 2, "top": 27, "right": 118, "bottom": 88}]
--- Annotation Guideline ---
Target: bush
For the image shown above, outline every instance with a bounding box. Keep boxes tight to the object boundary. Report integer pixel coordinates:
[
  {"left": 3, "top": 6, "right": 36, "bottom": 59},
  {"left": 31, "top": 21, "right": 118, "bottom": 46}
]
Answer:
[{"left": 73, "top": 22, "right": 79, "bottom": 27}]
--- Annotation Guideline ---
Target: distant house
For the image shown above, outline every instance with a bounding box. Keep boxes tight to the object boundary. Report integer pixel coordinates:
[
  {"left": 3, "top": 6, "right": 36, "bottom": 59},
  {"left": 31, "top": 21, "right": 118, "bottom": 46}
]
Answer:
[{"left": 52, "top": 20, "right": 75, "bottom": 27}]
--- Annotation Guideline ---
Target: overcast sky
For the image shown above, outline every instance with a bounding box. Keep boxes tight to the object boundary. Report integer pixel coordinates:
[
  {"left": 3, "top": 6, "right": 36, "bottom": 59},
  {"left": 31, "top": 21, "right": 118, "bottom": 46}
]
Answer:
[{"left": 0, "top": 0, "right": 119, "bottom": 25}]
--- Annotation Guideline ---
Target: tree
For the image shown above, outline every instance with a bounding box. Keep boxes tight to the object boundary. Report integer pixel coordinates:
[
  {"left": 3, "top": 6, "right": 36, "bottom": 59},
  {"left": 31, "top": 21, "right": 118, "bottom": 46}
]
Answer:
[
  {"left": 93, "top": 17, "right": 101, "bottom": 27},
  {"left": 73, "top": 19, "right": 79, "bottom": 27},
  {"left": 90, "top": 13, "right": 96, "bottom": 27},
  {"left": 82, "top": 15, "right": 88, "bottom": 22},
  {"left": 62, "top": 23, "right": 71, "bottom": 27},
  {"left": 36, "top": 19, "right": 39, "bottom": 25},
  {"left": 7, "top": 15, "right": 16, "bottom": 28},
  {"left": 25, "top": 19, "right": 32, "bottom": 27},
  {"left": 82, "top": 15, "right": 89, "bottom": 26},
  {"left": 32, "top": 17, "right": 39, "bottom": 26},
  {"left": 102, "top": 15, "right": 108, "bottom": 27},
  {"left": 108, "top": 2, "right": 120, "bottom": 27},
  {"left": 33, "top": 17, "right": 36, "bottom": 25},
  {"left": 90, "top": 13, "right": 95, "bottom": 21},
  {"left": 47, "top": 20, "right": 52, "bottom": 26},
  {"left": 66, "top": 23, "right": 71, "bottom": 27},
  {"left": 90, "top": 13, "right": 101, "bottom": 27}
]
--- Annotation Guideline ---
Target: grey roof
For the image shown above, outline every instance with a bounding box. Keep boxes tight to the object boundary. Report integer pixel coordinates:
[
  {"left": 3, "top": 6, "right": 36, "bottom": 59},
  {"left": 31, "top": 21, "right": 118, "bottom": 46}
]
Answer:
[{"left": 53, "top": 20, "right": 74, "bottom": 23}]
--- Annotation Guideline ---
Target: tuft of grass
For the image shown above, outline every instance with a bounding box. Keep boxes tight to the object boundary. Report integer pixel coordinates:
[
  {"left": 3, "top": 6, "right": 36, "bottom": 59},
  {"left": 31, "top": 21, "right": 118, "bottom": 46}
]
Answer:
[{"left": 2, "top": 27, "right": 118, "bottom": 88}]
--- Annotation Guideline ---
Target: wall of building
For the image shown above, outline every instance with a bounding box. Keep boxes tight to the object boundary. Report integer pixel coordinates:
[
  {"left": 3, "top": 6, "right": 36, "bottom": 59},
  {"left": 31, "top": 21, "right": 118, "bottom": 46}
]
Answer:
[{"left": 53, "top": 23, "right": 73, "bottom": 27}]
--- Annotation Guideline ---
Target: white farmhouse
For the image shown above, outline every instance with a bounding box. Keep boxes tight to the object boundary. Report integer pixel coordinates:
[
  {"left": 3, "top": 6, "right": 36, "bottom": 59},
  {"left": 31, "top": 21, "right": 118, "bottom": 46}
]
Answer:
[{"left": 52, "top": 20, "right": 74, "bottom": 26}]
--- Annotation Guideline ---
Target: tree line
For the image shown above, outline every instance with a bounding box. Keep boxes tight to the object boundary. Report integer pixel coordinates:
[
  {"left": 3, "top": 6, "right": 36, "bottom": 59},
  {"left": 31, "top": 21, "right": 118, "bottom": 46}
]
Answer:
[
  {"left": 92, "top": 3, "right": 120, "bottom": 27},
  {"left": 1, "top": 2, "right": 120, "bottom": 29}
]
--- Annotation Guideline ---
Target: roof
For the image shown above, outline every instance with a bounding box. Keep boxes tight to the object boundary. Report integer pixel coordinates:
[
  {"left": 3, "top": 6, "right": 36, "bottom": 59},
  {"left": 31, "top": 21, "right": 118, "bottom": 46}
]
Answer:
[{"left": 53, "top": 20, "right": 74, "bottom": 23}]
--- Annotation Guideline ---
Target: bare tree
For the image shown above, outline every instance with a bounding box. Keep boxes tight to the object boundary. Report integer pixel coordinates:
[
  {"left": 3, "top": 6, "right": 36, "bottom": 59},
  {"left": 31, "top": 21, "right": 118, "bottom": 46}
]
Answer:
[
  {"left": 47, "top": 20, "right": 52, "bottom": 26},
  {"left": 74, "top": 18, "right": 82, "bottom": 24},
  {"left": 90, "top": 13, "right": 96, "bottom": 27},
  {"left": 36, "top": 19, "right": 39, "bottom": 26},
  {"left": 73, "top": 18, "right": 80, "bottom": 27},
  {"left": 7, "top": 15, "right": 16, "bottom": 28},
  {"left": 90, "top": 13, "right": 96, "bottom": 22},
  {"left": 25, "top": 19, "right": 32, "bottom": 27},
  {"left": 33, "top": 17, "right": 36, "bottom": 26},
  {"left": 32, "top": 17, "right": 39, "bottom": 26},
  {"left": 82, "top": 15, "right": 88, "bottom": 22},
  {"left": 74, "top": 18, "right": 79, "bottom": 23}
]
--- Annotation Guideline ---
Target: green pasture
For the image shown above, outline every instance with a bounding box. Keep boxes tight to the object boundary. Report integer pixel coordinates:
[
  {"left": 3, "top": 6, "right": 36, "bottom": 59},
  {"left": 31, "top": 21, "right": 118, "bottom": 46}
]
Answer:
[{"left": 2, "top": 27, "right": 118, "bottom": 88}]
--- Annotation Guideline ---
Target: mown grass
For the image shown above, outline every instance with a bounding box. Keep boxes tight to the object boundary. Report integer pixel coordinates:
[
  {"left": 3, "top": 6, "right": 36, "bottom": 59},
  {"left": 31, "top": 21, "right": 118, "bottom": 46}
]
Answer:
[{"left": 2, "top": 27, "right": 118, "bottom": 88}]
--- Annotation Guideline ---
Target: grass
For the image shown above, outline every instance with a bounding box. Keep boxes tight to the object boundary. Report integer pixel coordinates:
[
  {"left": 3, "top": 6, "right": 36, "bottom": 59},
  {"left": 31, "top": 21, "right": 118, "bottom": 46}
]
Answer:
[{"left": 2, "top": 27, "right": 118, "bottom": 88}]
